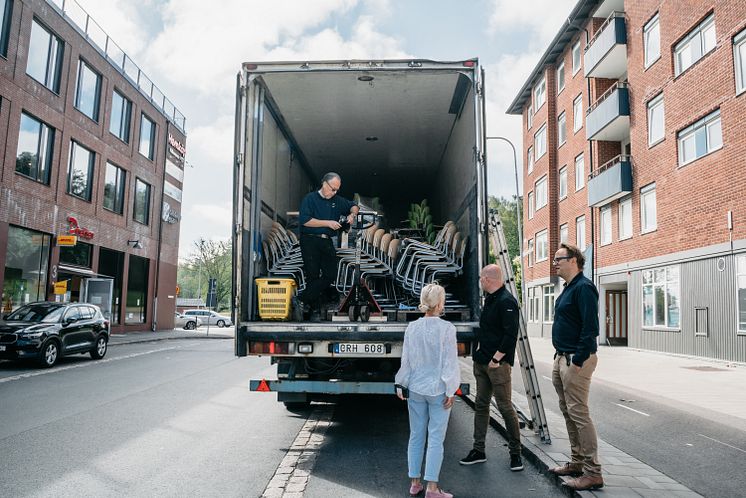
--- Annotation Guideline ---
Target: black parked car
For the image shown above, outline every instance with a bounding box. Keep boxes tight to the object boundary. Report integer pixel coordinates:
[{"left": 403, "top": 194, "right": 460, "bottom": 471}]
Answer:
[{"left": 0, "top": 302, "right": 110, "bottom": 368}]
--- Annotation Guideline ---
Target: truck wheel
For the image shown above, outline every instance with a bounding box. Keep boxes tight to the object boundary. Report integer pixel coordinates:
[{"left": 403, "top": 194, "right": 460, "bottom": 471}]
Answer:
[
  {"left": 359, "top": 305, "right": 370, "bottom": 322},
  {"left": 283, "top": 401, "right": 311, "bottom": 411},
  {"left": 348, "top": 305, "right": 359, "bottom": 322}
]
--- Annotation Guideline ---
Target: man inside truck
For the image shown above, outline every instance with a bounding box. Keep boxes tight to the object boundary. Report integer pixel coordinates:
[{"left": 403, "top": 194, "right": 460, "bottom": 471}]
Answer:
[{"left": 294, "top": 172, "right": 359, "bottom": 322}]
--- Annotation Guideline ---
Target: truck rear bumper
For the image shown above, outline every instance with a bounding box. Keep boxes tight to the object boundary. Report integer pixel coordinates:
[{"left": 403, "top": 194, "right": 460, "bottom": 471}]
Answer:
[{"left": 249, "top": 379, "right": 470, "bottom": 396}]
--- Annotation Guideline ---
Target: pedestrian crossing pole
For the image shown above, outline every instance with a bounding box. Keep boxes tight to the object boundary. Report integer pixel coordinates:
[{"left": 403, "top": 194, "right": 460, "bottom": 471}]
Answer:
[{"left": 488, "top": 209, "right": 551, "bottom": 443}]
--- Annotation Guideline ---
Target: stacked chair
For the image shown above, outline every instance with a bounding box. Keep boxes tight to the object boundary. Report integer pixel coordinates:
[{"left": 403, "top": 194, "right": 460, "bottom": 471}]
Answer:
[{"left": 262, "top": 222, "right": 306, "bottom": 291}]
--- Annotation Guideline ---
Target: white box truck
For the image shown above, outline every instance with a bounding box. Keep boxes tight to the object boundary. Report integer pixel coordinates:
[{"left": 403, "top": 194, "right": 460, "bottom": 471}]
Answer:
[{"left": 233, "top": 59, "right": 492, "bottom": 408}]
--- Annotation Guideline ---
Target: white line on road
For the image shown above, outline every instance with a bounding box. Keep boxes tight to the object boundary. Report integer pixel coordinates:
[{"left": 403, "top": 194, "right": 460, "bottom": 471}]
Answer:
[
  {"left": 541, "top": 375, "right": 552, "bottom": 382},
  {"left": 0, "top": 345, "right": 185, "bottom": 384},
  {"left": 697, "top": 433, "right": 746, "bottom": 454},
  {"left": 613, "top": 403, "right": 650, "bottom": 417}
]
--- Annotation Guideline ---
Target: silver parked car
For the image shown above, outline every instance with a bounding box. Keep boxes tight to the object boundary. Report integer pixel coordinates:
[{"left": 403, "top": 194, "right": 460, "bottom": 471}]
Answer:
[
  {"left": 182, "top": 309, "right": 232, "bottom": 327},
  {"left": 174, "top": 312, "right": 202, "bottom": 330}
]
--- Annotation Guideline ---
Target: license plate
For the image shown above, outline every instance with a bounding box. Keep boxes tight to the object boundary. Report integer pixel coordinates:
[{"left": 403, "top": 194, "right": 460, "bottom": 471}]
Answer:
[
  {"left": 0, "top": 345, "right": 5, "bottom": 351},
  {"left": 333, "top": 343, "right": 385, "bottom": 355}
]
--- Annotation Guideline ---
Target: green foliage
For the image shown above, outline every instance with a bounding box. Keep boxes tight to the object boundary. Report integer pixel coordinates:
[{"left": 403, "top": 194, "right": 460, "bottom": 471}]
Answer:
[
  {"left": 178, "top": 238, "right": 232, "bottom": 311},
  {"left": 407, "top": 199, "right": 436, "bottom": 245},
  {"left": 488, "top": 196, "right": 523, "bottom": 301}
]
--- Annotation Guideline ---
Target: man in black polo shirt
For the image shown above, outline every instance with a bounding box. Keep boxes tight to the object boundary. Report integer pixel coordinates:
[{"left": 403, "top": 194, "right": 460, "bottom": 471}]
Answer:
[
  {"left": 549, "top": 243, "right": 603, "bottom": 491},
  {"left": 459, "top": 264, "right": 523, "bottom": 471},
  {"left": 295, "top": 172, "right": 358, "bottom": 322}
]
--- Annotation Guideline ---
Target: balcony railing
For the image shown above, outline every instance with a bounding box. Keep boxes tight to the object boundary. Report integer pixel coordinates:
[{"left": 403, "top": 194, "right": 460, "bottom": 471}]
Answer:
[
  {"left": 586, "top": 82, "right": 630, "bottom": 141},
  {"left": 584, "top": 11, "right": 627, "bottom": 79},
  {"left": 588, "top": 155, "right": 633, "bottom": 207},
  {"left": 46, "top": 0, "right": 186, "bottom": 133}
]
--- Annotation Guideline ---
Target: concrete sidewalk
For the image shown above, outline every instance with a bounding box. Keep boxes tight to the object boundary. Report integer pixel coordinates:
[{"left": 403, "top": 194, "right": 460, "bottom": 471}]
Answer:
[
  {"left": 461, "top": 337, "right": 746, "bottom": 497},
  {"left": 108, "top": 327, "right": 233, "bottom": 346}
]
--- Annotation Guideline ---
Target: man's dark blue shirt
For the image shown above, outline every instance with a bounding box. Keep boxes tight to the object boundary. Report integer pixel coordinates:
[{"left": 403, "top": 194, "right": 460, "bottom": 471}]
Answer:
[
  {"left": 551, "top": 272, "right": 599, "bottom": 366},
  {"left": 298, "top": 191, "right": 357, "bottom": 236}
]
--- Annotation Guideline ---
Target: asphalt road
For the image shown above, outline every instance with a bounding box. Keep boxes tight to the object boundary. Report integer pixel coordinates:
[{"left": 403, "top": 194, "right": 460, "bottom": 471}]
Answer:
[
  {"left": 522, "top": 359, "right": 746, "bottom": 498},
  {"left": 0, "top": 340, "right": 562, "bottom": 498}
]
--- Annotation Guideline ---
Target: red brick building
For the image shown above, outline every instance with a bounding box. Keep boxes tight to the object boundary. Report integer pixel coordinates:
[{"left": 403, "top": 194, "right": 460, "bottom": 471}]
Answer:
[
  {"left": 508, "top": 0, "right": 746, "bottom": 362},
  {"left": 0, "top": 0, "right": 187, "bottom": 332}
]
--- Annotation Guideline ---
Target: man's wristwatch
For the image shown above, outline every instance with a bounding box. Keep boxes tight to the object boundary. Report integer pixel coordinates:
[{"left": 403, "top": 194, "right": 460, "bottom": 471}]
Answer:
[{"left": 490, "top": 358, "right": 500, "bottom": 364}]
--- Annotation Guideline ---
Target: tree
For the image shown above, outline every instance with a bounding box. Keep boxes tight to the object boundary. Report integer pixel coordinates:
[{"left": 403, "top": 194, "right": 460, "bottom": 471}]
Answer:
[
  {"left": 180, "top": 238, "right": 232, "bottom": 311},
  {"left": 487, "top": 196, "right": 523, "bottom": 301}
]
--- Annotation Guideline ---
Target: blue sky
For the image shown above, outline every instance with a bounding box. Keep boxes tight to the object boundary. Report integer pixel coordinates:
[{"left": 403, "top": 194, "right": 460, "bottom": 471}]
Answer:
[{"left": 77, "top": 0, "right": 577, "bottom": 258}]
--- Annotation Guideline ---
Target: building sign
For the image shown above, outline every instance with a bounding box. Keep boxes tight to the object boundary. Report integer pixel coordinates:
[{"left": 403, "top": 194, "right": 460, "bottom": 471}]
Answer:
[
  {"left": 67, "top": 216, "right": 94, "bottom": 239},
  {"left": 166, "top": 158, "right": 184, "bottom": 182},
  {"left": 168, "top": 133, "right": 186, "bottom": 156},
  {"left": 53, "top": 281, "right": 68, "bottom": 295},
  {"left": 164, "top": 180, "right": 183, "bottom": 202},
  {"left": 57, "top": 235, "right": 78, "bottom": 246},
  {"left": 162, "top": 201, "right": 181, "bottom": 224}
]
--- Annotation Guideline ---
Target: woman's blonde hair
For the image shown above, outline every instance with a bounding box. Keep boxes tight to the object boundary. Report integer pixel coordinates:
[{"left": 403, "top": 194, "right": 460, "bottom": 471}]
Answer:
[{"left": 418, "top": 283, "right": 445, "bottom": 313}]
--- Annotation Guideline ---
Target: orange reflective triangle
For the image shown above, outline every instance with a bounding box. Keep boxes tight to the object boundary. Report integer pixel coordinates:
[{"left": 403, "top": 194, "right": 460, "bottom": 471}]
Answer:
[
  {"left": 257, "top": 379, "right": 271, "bottom": 392},
  {"left": 455, "top": 388, "right": 463, "bottom": 396}
]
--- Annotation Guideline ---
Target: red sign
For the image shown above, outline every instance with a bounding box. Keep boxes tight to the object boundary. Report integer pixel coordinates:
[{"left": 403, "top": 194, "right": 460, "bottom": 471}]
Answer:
[
  {"left": 67, "top": 216, "right": 94, "bottom": 239},
  {"left": 168, "top": 134, "right": 186, "bottom": 156}
]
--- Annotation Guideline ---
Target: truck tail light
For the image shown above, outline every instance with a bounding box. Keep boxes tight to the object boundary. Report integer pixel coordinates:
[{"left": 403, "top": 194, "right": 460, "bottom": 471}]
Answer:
[
  {"left": 249, "top": 341, "right": 290, "bottom": 354},
  {"left": 457, "top": 342, "right": 471, "bottom": 357}
]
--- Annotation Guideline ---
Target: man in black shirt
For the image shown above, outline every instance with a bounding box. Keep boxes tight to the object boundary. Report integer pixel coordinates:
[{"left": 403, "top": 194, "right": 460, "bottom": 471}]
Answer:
[
  {"left": 295, "top": 172, "right": 358, "bottom": 321},
  {"left": 549, "top": 243, "right": 603, "bottom": 491},
  {"left": 459, "top": 264, "right": 523, "bottom": 471}
]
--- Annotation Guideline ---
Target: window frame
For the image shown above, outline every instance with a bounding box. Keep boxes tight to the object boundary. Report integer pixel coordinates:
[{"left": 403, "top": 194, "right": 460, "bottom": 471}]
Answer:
[
  {"left": 558, "top": 111, "right": 567, "bottom": 146},
  {"left": 543, "top": 285, "right": 555, "bottom": 323},
  {"left": 527, "top": 146, "right": 534, "bottom": 173},
  {"left": 573, "top": 94, "right": 583, "bottom": 132},
  {"left": 138, "top": 113, "right": 156, "bottom": 160},
  {"left": 737, "top": 254, "right": 746, "bottom": 334},
  {"left": 557, "top": 61, "right": 565, "bottom": 94},
  {"left": 677, "top": 109, "right": 722, "bottom": 166},
  {"left": 735, "top": 29, "right": 746, "bottom": 95},
  {"left": 642, "top": 266, "right": 681, "bottom": 329},
  {"left": 536, "top": 229, "right": 548, "bottom": 262},
  {"left": 26, "top": 18, "right": 64, "bottom": 94},
  {"left": 559, "top": 165, "right": 568, "bottom": 200},
  {"left": 16, "top": 111, "right": 55, "bottom": 185},
  {"left": 535, "top": 175, "right": 547, "bottom": 210},
  {"left": 133, "top": 177, "right": 151, "bottom": 225},
  {"left": 600, "top": 206, "right": 612, "bottom": 246},
  {"left": 534, "top": 123, "right": 547, "bottom": 160},
  {"left": 103, "top": 161, "right": 127, "bottom": 215},
  {"left": 0, "top": 0, "right": 13, "bottom": 58},
  {"left": 572, "top": 39, "right": 581, "bottom": 75},
  {"left": 618, "top": 196, "right": 632, "bottom": 240},
  {"left": 74, "top": 58, "right": 102, "bottom": 122},
  {"left": 640, "top": 183, "right": 657, "bottom": 234},
  {"left": 576, "top": 215, "right": 586, "bottom": 251},
  {"left": 644, "top": 13, "right": 661, "bottom": 68},
  {"left": 533, "top": 75, "right": 546, "bottom": 111},
  {"left": 67, "top": 140, "right": 95, "bottom": 202},
  {"left": 109, "top": 89, "right": 132, "bottom": 143},
  {"left": 527, "top": 105, "right": 533, "bottom": 130},
  {"left": 527, "top": 238, "right": 535, "bottom": 267},
  {"left": 527, "top": 191, "right": 535, "bottom": 219},
  {"left": 574, "top": 153, "right": 585, "bottom": 191},
  {"left": 674, "top": 13, "right": 716, "bottom": 77},
  {"left": 559, "top": 223, "right": 569, "bottom": 244},
  {"left": 647, "top": 93, "right": 665, "bottom": 146}
]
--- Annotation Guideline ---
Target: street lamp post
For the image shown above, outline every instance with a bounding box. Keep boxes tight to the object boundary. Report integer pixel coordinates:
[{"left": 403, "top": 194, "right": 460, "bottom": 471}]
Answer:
[{"left": 485, "top": 136, "right": 525, "bottom": 305}]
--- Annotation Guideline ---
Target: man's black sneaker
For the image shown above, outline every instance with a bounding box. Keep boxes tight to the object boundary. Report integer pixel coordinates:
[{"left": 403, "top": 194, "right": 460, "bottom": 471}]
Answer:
[
  {"left": 510, "top": 455, "right": 524, "bottom": 471},
  {"left": 459, "top": 450, "right": 486, "bottom": 465}
]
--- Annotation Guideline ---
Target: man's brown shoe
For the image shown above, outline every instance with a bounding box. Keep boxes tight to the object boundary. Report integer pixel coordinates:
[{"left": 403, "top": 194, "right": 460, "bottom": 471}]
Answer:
[
  {"left": 548, "top": 463, "right": 583, "bottom": 476},
  {"left": 563, "top": 475, "right": 604, "bottom": 491}
]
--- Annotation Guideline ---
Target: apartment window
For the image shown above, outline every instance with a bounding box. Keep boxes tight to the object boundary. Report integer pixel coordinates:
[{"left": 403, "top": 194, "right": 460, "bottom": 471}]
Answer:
[
  {"left": 600, "top": 206, "right": 612, "bottom": 245},
  {"left": 535, "top": 176, "right": 547, "bottom": 210},
  {"left": 678, "top": 109, "right": 722, "bottom": 166},
  {"left": 557, "top": 61, "right": 565, "bottom": 93},
  {"left": 572, "top": 40, "right": 581, "bottom": 74},
  {"left": 674, "top": 14, "right": 716, "bottom": 76},
  {"left": 619, "top": 196, "right": 632, "bottom": 240},
  {"left": 103, "top": 162, "right": 126, "bottom": 214},
  {"left": 641, "top": 183, "right": 657, "bottom": 233},
  {"left": 575, "top": 153, "right": 585, "bottom": 190},
  {"left": 534, "top": 76, "right": 546, "bottom": 111},
  {"left": 134, "top": 178, "right": 151, "bottom": 225},
  {"left": 527, "top": 239, "right": 535, "bottom": 267},
  {"left": 139, "top": 114, "right": 156, "bottom": 160},
  {"left": 642, "top": 266, "right": 680, "bottom": 328},
  {"left": 576, "top": 215, "right": 586, "bottom": 250},
  {"left": 67, "top": 141, "right": 94, "bottom": 201},
  {"left": 573, "top": 94, "right": 583, "bottom": 132},
  {"left": 528, "top": 287, "right": 538, "bottom": 322},
  {"left": 74, "top": 60, "right": 102, "bottom": 122},
  {"left": 16, "top": 112, "right": 54, "bottom": 184},
  {"left": 644, "top": 13, "right": 661, "bottom": 68},
  {"left": 527, "top": 105, "right": 533, "bottom": 130},
  {"left": 560, "top": 223, "right": 569, "bottom": 244},
  {"left": 559, "top": 166, "right": 567, "bottom": 200},
  {"left": 110, "top": 90, "right": 132, "bottom": 143},
  {"left": 558, "top": 112, "right": 567, "bottom": 146},
  {"left": 534, "top": 123, "right": 547, "bottom": 160},
  {"left": 1, "top": 0, "right": 13, "bottom": 57},
  {"left": 527, "top": 191, "right": 535, "bottom": 219},
  {"left": 647, "top": 93, "right": 665, "bottom": 146},
  {"left": 527, "top": 146, "right": 534, "bottom": 173},
  {"left": 738, "top": 255, "right": 746, "bottom": 333},
  {"left": 26, "top": 19, "right": 64, "bottom": 93},
  {"left": 736, "top": 29, "right": 746, "bottom": 95},
  {"left": 536, "top": 230, "right": 548, "bottom": 262},
  {"left": 543, "top": 285, "right": 555, "bottom": 322}
]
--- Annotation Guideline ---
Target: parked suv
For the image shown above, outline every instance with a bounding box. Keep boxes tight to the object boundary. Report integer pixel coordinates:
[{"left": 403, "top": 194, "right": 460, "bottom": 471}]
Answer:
[
  {"left": 0, "top": 302, "right": 110, "bottom": 368},
  {"left": 182, "top": 309, "right": 232, "bottom": 327}
]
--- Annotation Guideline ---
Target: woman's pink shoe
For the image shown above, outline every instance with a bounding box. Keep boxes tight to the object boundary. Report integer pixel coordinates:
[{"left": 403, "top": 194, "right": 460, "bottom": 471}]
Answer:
[
  {"left": 409, "top": 482, "right": 424, "bottom": 496},
  {"left": 425, "top": 489, "right": 453, "bottom": 498}
]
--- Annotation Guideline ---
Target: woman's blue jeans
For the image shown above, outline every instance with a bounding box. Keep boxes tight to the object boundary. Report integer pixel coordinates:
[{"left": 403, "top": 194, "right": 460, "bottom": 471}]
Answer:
[{"left": 407, "top": 391, "right": 452, "bottom": 482}]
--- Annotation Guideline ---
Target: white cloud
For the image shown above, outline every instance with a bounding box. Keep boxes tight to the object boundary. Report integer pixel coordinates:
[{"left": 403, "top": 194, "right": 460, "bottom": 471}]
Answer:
[{"left": 487, "top": 0, "right": 578, "bottom": 48}]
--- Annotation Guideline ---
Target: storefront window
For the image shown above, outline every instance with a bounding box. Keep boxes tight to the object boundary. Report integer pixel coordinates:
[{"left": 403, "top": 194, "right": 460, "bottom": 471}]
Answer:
[
  {"left": 99, "top": 247, "right": 124, "bottom": 325},
  {"left": 59, "top": 241, "right": 92, "bottom": 268},
  {"left": 125, "top": 254, "right": 149, "bottom": 324},
  {"left": 2, "top": 226, "right": 51, "bottom": 313}
]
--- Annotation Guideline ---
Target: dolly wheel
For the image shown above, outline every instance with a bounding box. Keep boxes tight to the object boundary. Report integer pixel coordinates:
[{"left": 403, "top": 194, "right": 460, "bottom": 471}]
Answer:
[
  {"left": 348, "top": 305, "right": 359, "bottom": 322},
  {"left": 360, "top": 305, "right": 370, "bottom": 322}
]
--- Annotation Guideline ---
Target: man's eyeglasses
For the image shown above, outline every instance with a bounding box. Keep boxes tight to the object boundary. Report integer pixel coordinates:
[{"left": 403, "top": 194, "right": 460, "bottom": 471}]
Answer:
[
  {"left": 553, "top": 256, "right": 573, "bottom": 264},
  {"left": 325, "top": 181, "right": 339, "bottom": 193}
]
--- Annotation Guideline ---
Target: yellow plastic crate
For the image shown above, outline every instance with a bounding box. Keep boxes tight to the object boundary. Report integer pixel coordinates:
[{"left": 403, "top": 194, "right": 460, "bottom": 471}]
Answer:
[{"left": 256, "top": 278, "right": 297, "bottom": 320}]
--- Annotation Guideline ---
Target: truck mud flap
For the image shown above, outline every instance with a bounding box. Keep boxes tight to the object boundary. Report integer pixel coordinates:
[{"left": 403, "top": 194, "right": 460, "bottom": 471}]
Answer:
[{"left": 249, "top": 379, "right": 470, "bottom": 396}]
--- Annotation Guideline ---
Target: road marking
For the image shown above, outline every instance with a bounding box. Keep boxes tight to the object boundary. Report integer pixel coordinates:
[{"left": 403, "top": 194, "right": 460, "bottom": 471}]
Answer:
[
  {"left": 613, "top": 403, "right": 650, "bottom": 417},
  {"left": 0, "top": 345, "right": 184, "bottom": 384},
  {"left": 541, "top": 375, "right": 552, "bottom": 382},
  {"left": 262, "top": 405, "right": 334, "bottom": 497},
  {"left": 697, "top": 433, "right": 746, "bottom": 454}
]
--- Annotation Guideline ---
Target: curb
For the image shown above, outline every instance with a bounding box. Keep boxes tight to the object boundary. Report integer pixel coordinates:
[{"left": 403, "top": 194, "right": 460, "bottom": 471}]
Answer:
[{"left": 109, "top": 333, "right": 233, "bottom": 347}]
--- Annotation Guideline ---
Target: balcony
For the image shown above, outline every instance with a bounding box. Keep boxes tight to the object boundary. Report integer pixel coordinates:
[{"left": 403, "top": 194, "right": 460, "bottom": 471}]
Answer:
[
  {"left": 584, "top": 12, "right": 627, "bottom": 79},
  {"left": 586, "top": 82, "right": 630, "bottom": 141},
  {"left": 588, "top": 155, "right": 632, "bottom": 207}
]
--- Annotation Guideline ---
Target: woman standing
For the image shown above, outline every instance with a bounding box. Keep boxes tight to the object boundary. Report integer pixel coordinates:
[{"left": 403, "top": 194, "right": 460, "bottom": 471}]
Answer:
[{"left": 395, "top": 283, "right": 460, "bottom": 498}]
